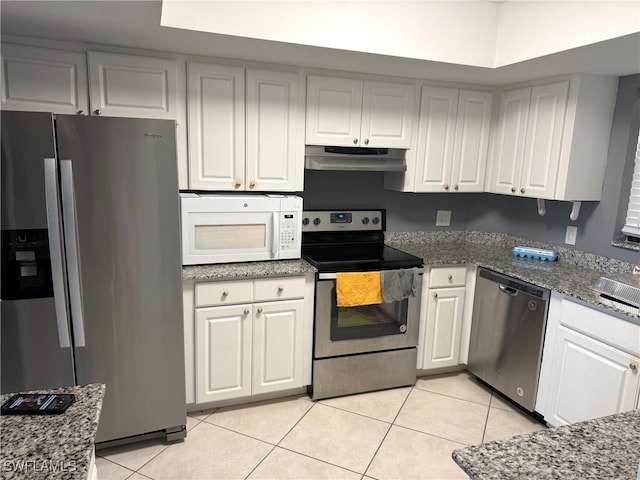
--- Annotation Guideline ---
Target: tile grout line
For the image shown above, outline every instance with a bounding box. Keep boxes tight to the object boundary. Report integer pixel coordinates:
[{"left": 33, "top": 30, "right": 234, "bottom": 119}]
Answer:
[{"left": 481, "top": 394, "right": 493, "bottom": 444}]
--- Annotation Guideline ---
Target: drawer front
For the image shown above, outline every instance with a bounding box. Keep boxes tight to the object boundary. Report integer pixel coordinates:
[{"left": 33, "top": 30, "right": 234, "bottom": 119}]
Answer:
[
  {"left": 195, "top": 280, "right": 253, "bottom": 307},
  {"left": 429, "top": 267, "right": 467, "bottom": 288},
  {"left": 254, "top": 276, "right": 306, "bottom": 302}
]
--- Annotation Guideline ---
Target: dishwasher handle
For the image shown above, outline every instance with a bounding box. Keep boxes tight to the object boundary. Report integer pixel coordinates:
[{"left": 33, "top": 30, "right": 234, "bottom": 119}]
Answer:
[{"left": 498, "top": 284, "right": 518, "bottom": 296}]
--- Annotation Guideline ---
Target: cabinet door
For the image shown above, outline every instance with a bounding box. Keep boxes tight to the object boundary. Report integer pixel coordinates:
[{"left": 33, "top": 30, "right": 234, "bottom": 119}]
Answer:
[
  {"left": 252, "top": 299, "right": 305, "bottom": 395},
  {"left": 187, "top": 63, "right": 245, "bottom": 190},
  {"left": 421, "top": 287, "right": 466, "bottom": 369},
  {"left": 361, "top": 81, "right": 415, "bottom": 148},
  {"left": 246, "top": 69, "right": 300, "bottom": 192},
  {"left": 195, "top": 305, "right": 252, "bottom": 403},
  {"left": 87, "top": 52, "right": 177, "bottom": 119},
  {"left": 486, "top": 87, "right": 531, "bottom": 195},
  {"left": 451, "top": 90, "right": 492, "bottom": 192},
  {"left": 413, "top": 86, "right": 458, "bottom": 192},
  {"left": 305, "top": 76, "right": 363, "bottom": 147},
  {"left": 519, "top": 81, "right": 569, "bottom": 199},
  {"left": 542, "top": 325, "right": 639, "bottom": 427},
  {"left": 1, "top": 44, "right": 88, "bottom": 114}
]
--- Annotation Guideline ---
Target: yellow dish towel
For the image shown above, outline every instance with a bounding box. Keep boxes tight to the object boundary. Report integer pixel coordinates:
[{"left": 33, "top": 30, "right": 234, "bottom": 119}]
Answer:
[{"left": 336, "top": 272, "right": 382, "bottom": 307}]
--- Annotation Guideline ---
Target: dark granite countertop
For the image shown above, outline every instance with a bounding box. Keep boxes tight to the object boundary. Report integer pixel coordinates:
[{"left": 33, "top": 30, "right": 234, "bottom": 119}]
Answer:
[
  {"left": 182, "top": 258, "right": 317, "bottom": 281},
  {"left": 1, "top": 383, "right": 105, "bottom": 480},
  {"left": 452, "top": 409, "right": 640, "bottom": 480},
  {"left": 386, "top": 231, "right": 639, "bottom": 322}
]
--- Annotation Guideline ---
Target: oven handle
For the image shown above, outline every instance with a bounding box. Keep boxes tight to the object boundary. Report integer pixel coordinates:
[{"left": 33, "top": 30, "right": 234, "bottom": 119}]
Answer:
[{"left": 318, "top": 268, "right": 424, "bottom": 281}]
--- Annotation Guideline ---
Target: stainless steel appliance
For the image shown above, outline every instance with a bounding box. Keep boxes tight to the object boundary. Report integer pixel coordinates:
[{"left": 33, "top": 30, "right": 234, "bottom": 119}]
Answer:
[
  {"left": 304, "top": 145, "right": 407, "bottom": 172},
  {"left": 180, "top": 193, "right": 302, "bottom": 265},
  {"left": 1, "top": 111, "right": 186, "bottom": 445},
  {"left": 467, "top": 268, "right": 550, "bottom": 412},
  {"left": 302, "top": 210, "right": 423, "bottom": 400}
]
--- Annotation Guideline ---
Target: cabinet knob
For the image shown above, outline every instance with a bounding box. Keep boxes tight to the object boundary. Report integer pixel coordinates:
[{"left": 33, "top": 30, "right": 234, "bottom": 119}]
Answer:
[
  {"left": 353, "top": 138, "right": 358, "bottom": 145},
  {"left": 364, "top": 138, "right": 369, "bottom": 145},
  {"left": 448, "top": 274, "right": 453, "bottom": 281},
  {"left": 243, "top": 308, "right": 250, "bottom": 315},
  {"left": 94, "top": 109, "right": 102, "bottom": 115},
  {"left": 249, "top": 181, "right": 256, "bottom": 189},
  {"left": 454, "top": 184, "right": 459, "bottom": 191},
  {"left": 433, "top": 293, "right": 438, "bottom": 298},
  {"left": 520, "top": 188, "right": 525, "bottom": 194},
  {"left": 76, "top": 110, "right": 85, "bottom": 116},
  {"left": 630, "top": 363, "right": 638, "bottom": 372},
  {"left": 257, "top": 307, "right": 263, "bottom": 314},
  {"left": 444, "top": 184, "right": 450, "bottom": 191},
  {"left": 222, "top": 291, "right": 229, "bottom": 298},
  {"left": 278, "top": 286, "right": 284, "bottom": 293},
  {"left": 233, "top": 180, "right": 242, "bottom": 189},
  {"left": 511, "top": 187, "right": 516, "bottom": 193}
]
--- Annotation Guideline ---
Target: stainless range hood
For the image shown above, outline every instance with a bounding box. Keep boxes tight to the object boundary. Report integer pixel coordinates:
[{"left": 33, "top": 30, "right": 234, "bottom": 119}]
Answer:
[{"left": 305, "top": 145, "right": 407, "bottom": 172}]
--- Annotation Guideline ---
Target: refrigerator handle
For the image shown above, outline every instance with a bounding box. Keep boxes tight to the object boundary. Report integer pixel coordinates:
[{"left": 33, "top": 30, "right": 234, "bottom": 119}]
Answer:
[
  {"left": 60, "top": 159, "right": 86, "bottom": 348},
  {"left": 43, "top": 158, "right": 72, "bottom": 349}
]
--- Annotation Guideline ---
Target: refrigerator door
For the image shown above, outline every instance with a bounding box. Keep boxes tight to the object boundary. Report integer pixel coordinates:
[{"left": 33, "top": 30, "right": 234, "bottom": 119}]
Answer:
[
  {"left": 1, "top": 111, "right": 75, "bottom": 394},
  {"left": 55, "top": 115, "right": 186, "bottom": 443}
]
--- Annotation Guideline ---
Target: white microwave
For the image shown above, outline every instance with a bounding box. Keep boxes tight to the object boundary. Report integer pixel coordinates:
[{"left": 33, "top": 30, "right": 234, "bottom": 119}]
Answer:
[{"left": 180, "top": 193, "right": 303, "bottom": 265}]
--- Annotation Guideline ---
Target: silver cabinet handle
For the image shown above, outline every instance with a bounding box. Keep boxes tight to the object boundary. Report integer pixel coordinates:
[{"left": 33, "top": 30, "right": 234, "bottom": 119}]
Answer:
[
  {"left": 278, "top": 286, "right": 284, "bottom": 293},
  {"left": 60, "top": 159, "right": 85, "bottom": 347},
  {"left": 249, "top": 181, "right": 256, "bottom": 189},
  {"left": 222, "top": 291, "right": 229, "bottom": 298},
  {"left": 448, "top": 274, "right": 453, "bottom": 281},
  {"left": 630, "top": 363, "right": 638, "bottom": 372},
  {"left": 44, "top": 158, "right": 71, "bottom": 349},
  {"left": 511, "top": 187, "right": 516, "bottom": 193},
  {"left": 444, "top": 184, "right": 450, "bottom": 191},
  {"left": 76, "top": 110, "right": 85, "bottom": 116},
  {"left": 353, "top": 138, "right": 358, "bottom": 144},
  {"left": 233, "top": 179, "right": 242, "bottom": 189},
  {"left": 364, "top": 139, "right": 369, "bottom": 145},
  {"left": 520, "top": 188, "right": 525, "bottom": 194},
  {"left": 94, "top": 109, "right": 102, "bottom": 115},
  {"left": 433, "top": 293, "right": 438, "bottom": 298},
  {"left": 244, "top": 308, "right": 250, "bottom": 315},
  {"left": 454, "top": 184, "right": 459, "bottom": 191},
  {"left": 257, "top": 307, "right": 263, "bottom": 314}
]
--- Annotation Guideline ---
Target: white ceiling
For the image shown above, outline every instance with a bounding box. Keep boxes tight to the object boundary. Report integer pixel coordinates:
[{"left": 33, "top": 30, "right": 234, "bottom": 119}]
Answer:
[{"left": 1, "top": 1, "right": 639, "bottom": 85}]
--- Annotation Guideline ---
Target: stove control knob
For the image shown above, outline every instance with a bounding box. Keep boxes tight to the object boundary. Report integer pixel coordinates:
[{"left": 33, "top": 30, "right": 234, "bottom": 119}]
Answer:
[
  {"left": 372, "top": 217, "right": 380, "bottom": 225},
  {"left": 362, "top": 217, "right": 370, "bottom": 224},
  {"left": 313, "top": 218, "right": 321, "bottom": 226},
  {"left": 302, "top": 217, "right": 309, "bottom": 226}
]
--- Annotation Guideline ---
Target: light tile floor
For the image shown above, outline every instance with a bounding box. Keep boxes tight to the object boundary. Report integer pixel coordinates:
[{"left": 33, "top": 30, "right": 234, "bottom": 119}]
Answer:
[{"left": 96, "top": 371, "right": 546, "bottom": 480}]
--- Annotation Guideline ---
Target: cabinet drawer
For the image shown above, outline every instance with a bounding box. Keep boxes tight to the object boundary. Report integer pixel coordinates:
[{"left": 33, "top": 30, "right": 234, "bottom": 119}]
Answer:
[
  {"left": 195, "top": 280, "right": 253, "bottom": 307},
  {"left": 429, "top": 267, "right": 467, "bottom": 288},
  {"left": 254, "top": 276, "right": 305, "bottom": 302}
]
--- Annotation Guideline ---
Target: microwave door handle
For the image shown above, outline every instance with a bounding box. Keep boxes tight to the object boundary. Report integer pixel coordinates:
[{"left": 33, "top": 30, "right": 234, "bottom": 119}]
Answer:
[
  {"left": 60, "top": 159, "right": 86, "bottom": 348},
  {"left": 43, "top": 158, "right": 72, "bottom": 349},
  {"left": 271, "top": 213, "right": 279, "bottom": 256}
]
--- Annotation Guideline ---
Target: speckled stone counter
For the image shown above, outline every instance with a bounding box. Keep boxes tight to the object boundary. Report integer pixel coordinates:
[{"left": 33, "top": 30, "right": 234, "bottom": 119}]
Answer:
[
  {"left": 385, "top": 231, "right": 639, "bottom": 322},
  {"left": 1, "top": 383, "right": 105, "bottom": 480},
  {"left": 452, "top": 409, "right": 640, "bottom": 480},
  {"left": 182, "top": 259, "right": 317, "bottom": 281}
]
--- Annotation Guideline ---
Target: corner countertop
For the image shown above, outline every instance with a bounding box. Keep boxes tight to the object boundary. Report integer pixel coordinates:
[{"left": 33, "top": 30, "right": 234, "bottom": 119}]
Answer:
[
  {"left": 1, "top": 383, "right": 106, "bottom": 480},
  {"left": 385, "top": 231, "right": 639, "bottom": 322},
  {"left": 452, "top": 409, "right": 640, "bottom": 480},
  {"left": 182, "top": 259, "right": 317, "bottom": 281}
]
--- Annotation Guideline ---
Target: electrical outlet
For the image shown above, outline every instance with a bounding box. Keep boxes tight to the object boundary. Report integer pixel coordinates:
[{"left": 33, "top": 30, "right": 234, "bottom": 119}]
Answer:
[
  {"left": 565, "top": 225, "right": 578, "bottom": 245},
  {"left": 436, "top": 210, "right": 451, "bottom": 227}
]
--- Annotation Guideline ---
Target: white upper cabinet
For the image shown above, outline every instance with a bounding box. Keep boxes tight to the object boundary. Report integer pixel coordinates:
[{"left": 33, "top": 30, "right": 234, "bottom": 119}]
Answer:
[
  {"left": 87, "top": 52, "right": 178, "bottom": 119},
  {"left": 188, "top": 62, "right": 302, "bottom": 192},
  {"left": 412, "top": 86, "right": 492, "bottom": 193},
  {"left": 306, "top": 75, "right": 415, "bottom": 148},
  {"left": 1, "top": 44, "right": 88, "bottom": 115},
  {"left": 486, "top": 74, "right": 618, "bottom": 201}
]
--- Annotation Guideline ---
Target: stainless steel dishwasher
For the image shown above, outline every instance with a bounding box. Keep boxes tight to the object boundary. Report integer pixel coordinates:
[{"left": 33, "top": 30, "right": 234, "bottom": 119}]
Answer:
[{"left": 468, "top": 268, "right": 550, "bottom": 412}]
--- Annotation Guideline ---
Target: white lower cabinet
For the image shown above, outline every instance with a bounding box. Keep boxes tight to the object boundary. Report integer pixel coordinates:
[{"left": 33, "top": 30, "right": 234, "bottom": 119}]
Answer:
[
  {"left": 186, "top": 275, "right": 313, "bottom": 406},
  {"left": 418, "top": 266, "right": 476, "bottom": 370},
  {"left": 536, "top": 293, "right": 640, "bottom": 427}
]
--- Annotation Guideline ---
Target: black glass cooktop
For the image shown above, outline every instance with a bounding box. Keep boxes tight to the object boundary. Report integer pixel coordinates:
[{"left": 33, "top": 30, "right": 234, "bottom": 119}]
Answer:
[{"left": 302, "top": 243, "right": 423, "bottom": 272}]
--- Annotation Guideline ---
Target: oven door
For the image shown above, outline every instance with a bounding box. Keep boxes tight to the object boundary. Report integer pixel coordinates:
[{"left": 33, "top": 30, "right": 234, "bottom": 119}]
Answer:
[{"left": 314, "top": 271, "right": 422, "bottom": 358}]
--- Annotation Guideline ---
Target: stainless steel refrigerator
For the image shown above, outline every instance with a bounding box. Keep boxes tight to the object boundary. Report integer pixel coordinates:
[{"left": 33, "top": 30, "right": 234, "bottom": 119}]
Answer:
[{"left": 1, "top": 111, "right": 186, "bottom": 444}]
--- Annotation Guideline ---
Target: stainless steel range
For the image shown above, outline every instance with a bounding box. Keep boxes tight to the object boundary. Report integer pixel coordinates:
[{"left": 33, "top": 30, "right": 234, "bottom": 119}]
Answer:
[{"left": 302, "top": 209, "right": 424, "bottom": 400}]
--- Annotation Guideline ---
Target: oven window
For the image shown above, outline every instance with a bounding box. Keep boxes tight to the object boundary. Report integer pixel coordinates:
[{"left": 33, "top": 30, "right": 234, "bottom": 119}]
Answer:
[
  {"left": 330, "top": 286, "right": 408, "bottom": 341},
  {"left": 195, "top": 224, "right": 266, "bottom": 250}
]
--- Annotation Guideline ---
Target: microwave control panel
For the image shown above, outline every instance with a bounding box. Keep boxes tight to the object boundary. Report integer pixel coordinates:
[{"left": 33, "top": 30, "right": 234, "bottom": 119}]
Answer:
[{"left": 280, "top": 212, "right": 299, "bottom": 252}]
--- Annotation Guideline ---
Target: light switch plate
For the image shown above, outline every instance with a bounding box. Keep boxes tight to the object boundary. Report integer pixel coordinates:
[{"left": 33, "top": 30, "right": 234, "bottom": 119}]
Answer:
[
  {"left": 436, "top": 210, "right": 451, "bottom": 227},
  {"left": 565, "top": 225, "right": 578, "bottom": 245}
]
